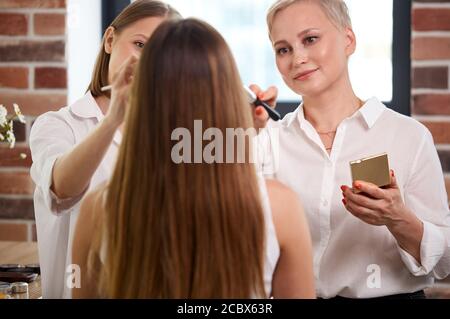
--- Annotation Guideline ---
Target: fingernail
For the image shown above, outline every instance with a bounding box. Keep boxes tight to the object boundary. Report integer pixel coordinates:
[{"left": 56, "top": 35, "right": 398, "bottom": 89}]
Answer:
[
  {"left": 256, "top": 107, "right": 263, "bottom": 116},
  {"left": 354, "top": 182, "right": 361, "bottom": 189},
  {"left": 340, "top": 185, "right": 347, "bottom": 192},
  {"left": 342, "top": 199, "right": 347, "bottom": 205},
  {"left": 391, "top": 170, "right": 394, "bottom": 177}
]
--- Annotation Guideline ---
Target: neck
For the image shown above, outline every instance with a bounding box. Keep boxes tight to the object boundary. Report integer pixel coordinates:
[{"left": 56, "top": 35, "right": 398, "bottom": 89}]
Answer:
[
  {"left": 302, "top": 73, "right": 361, "bottom": 132},
  {"left": 94, "top": 94, "right": 110, "bottom": 116}
]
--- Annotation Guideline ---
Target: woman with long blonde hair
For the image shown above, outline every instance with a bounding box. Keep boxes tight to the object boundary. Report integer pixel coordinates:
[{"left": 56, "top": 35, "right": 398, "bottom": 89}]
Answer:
[{"left": 72, "top": 18, "right": 314, "bottom": 299}]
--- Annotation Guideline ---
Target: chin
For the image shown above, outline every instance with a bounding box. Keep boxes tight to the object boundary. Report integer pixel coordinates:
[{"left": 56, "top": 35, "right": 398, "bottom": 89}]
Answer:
[{"left": 288, "top": 82, "right": 322, "bottom": 98}]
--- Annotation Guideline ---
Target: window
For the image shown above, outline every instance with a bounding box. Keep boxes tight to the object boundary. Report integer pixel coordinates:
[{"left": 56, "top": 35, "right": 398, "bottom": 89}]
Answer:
[
  {"left": 101, "top": 0, "right": 130, "bottom": 33},
  {"left": 103, "top": 0, "right": 411, "bottom": 116}
]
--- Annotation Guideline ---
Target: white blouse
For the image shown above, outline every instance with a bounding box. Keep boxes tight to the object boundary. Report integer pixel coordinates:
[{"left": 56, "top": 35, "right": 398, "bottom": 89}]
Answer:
[
  {"left": 256, "top": 97, "right": 450, "bottom": 298},
  {"left": 30, "top": 92, "right": 121, "bottom": 298}
]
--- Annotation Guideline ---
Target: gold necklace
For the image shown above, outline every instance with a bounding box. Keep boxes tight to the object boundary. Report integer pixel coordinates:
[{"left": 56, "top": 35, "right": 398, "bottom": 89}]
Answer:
[
  {"left": 304, "top": 97, "right": 363, "bottom": 151},
  {"left": 317, "top": 131, "right": 336, "bottom": 151},
  {"left": 317, "top": 130, "right": 336, "bottom": 137}
]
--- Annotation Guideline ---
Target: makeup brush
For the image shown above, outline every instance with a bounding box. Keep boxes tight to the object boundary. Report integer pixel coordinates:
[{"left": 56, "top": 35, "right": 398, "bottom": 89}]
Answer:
[
  {"left": 243, "top": 85, "right": 281, "bottom": 121},
  {"left": 101, "top": 85, "right": 112, "bottom": 92}
]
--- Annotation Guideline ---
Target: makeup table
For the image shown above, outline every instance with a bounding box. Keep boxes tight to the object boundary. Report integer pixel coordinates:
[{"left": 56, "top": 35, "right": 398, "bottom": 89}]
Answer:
[
  {"left": 0, "top": 240, "right": 448, "bottom": 299},
  {"left": 0, "top": 241, "right": 41, "bottom": 299}
]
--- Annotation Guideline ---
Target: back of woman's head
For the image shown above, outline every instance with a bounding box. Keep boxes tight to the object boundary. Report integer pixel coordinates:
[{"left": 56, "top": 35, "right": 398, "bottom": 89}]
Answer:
[
  {"left": 88, "top": 0, "right": 180, "bottom": 97},
  {"left": 101, "top": 18, "right": 267, "bottom": 299}
]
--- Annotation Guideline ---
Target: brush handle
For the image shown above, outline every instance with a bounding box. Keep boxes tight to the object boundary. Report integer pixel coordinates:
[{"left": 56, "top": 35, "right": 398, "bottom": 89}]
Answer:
[
  {"left": 255, "top": 99, "right": 281, "bottom": 121},
  {"left": 100, "top": 85, "right": 112, "bottom": 92}
]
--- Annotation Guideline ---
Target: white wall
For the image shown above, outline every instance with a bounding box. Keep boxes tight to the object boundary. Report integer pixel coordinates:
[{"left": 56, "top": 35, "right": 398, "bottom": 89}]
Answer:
[{"left": 67, "top": 0, "right": 102, "bottom": 104}]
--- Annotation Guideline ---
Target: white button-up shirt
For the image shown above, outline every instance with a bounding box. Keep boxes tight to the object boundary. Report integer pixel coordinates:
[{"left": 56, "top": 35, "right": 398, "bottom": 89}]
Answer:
[
  {"left": 256, "top": 97, "right": 450, "bottom": 298},
  {"left": 30, "top": 92, "right": 121, "bottom": 298}
]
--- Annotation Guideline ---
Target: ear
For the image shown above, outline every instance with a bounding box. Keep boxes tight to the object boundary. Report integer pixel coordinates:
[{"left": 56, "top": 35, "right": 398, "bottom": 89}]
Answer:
[
  {"left": 104, "top": 26, "right": 115, "bottom": 55},
  {"left": 344, "top": 27, "right": 356, "bottom": 57}
]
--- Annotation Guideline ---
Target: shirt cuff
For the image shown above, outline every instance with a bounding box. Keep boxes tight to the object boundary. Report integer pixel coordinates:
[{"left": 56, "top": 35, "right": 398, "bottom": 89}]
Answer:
[
  {"left": 41, "top": 155, "right": 89, "bottom": 215},
  {"left": 398, "top": 220, "right": 446, "bottom": 276}
]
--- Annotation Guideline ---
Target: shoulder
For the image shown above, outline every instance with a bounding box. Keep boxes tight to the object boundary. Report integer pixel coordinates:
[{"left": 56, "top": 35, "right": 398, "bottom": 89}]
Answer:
[
  {"left": 31, "top": 93, "right": 97, "bottom": 143},
  {"left": 78, "top": 183, "right": 107, "bottom": 228},
  {"left": 74, "top": 184, "right": 107, "bottom": 250},
  {"left": 73, "top": 183, "right": 107, "bottom": 258},
  {"left": 265, "top": 179, "right": 299, "bottom": 204},
  {"left": 382, "top": 107, "right": 431, "bottom": 138},
  {"left": 30, "top": 104, "right": 78, "bottom": 141},
  {"left": 33, "top": 92, "right": 96, "bottom": 127},
  {"left": 29, "top": 107, "right": 78, "bottom": 153},
  {"left": 32, "top": 107, "right": 71, "bottom": 130},
  {"left": 265, "top": 179, "right": 306, "bottom": 242}
]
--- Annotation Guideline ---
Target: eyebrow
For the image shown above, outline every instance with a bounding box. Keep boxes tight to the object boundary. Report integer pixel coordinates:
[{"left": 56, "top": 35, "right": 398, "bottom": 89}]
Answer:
[
  {"left": 133, "top": 33, "right": 149, "bottom": 39},
  {"left": 273, "top": 28, "right": 320, "bottom": 47}
]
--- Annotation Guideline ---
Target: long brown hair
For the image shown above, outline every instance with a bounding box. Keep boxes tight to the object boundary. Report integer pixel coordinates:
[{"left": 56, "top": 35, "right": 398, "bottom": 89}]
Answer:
[
  {"left": 87, "top": 0, "right": 180, "bottom": 97},
  {"left": 97, "top": 18, "right": 267, "bottom": 298}
]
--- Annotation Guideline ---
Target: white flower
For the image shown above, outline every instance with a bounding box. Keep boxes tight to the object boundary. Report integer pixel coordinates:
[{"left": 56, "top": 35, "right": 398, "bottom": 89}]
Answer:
[
  {"left": 0, "top": 104, "right": 23, "bottom": 148},
  {"left": 13, "top": 103, "right": 26, "bottom": 124},
  {"left": 6, "top": 130, "right": 15, "bottom": 149},
  {"left": 0, "top": 105, "right": 7, "bottom": 127}
]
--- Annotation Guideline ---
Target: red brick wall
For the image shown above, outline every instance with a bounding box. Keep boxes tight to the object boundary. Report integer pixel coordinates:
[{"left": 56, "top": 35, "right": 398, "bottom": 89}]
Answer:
[
  {"left": 0, "top": 0, "right": 67, "bottom": 241},
  {"left": 412, "top": 0, "right": 450, "bottom": 203},
  {"left": 412, "top": 2, "right": 450, "bottom": 292}
]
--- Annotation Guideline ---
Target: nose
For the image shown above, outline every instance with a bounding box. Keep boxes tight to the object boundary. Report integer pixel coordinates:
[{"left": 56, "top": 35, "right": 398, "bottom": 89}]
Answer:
[{"left": 292, "top": 47, "right": 308, "bottom": 67}]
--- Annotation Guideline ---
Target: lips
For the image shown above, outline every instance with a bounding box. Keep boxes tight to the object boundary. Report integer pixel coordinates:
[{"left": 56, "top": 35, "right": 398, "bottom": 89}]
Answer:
[{"left": 294, "top": 68, "right": 319, "bottom": 81}]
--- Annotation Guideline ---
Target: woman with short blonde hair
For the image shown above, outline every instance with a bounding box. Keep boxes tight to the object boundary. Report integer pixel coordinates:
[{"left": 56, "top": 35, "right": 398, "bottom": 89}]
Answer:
[{"left": 253, "top": 0, "right": 450, "bottom": 299}]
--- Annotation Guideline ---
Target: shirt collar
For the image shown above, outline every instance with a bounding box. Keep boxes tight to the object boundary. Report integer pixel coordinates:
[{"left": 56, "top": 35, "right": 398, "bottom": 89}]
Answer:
[
  {"left": 357, "top": 97, "right": 386, "bottom": 128},
  {"left": 69, "top": 91, "right": 104, "bottom": 121},
  {"left": 69, "top": 92, "right": 122, "bottom": 145},
  {"left": 293, "top": 96, "right": 386, "bottom": 129},
  {"left": 282, "top": 104, "right": 303, "bottom": 128}
]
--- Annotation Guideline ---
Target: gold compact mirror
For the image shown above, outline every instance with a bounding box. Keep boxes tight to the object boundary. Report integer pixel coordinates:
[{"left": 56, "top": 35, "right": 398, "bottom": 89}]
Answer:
[{"left": 350, "top": 153, "right": 390, "bottom": 191}]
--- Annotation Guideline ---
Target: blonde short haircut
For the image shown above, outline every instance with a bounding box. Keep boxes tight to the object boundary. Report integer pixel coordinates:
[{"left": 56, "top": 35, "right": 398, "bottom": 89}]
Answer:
[{"left": 267, "top": 0, "right": 352, "bottom": 34}]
